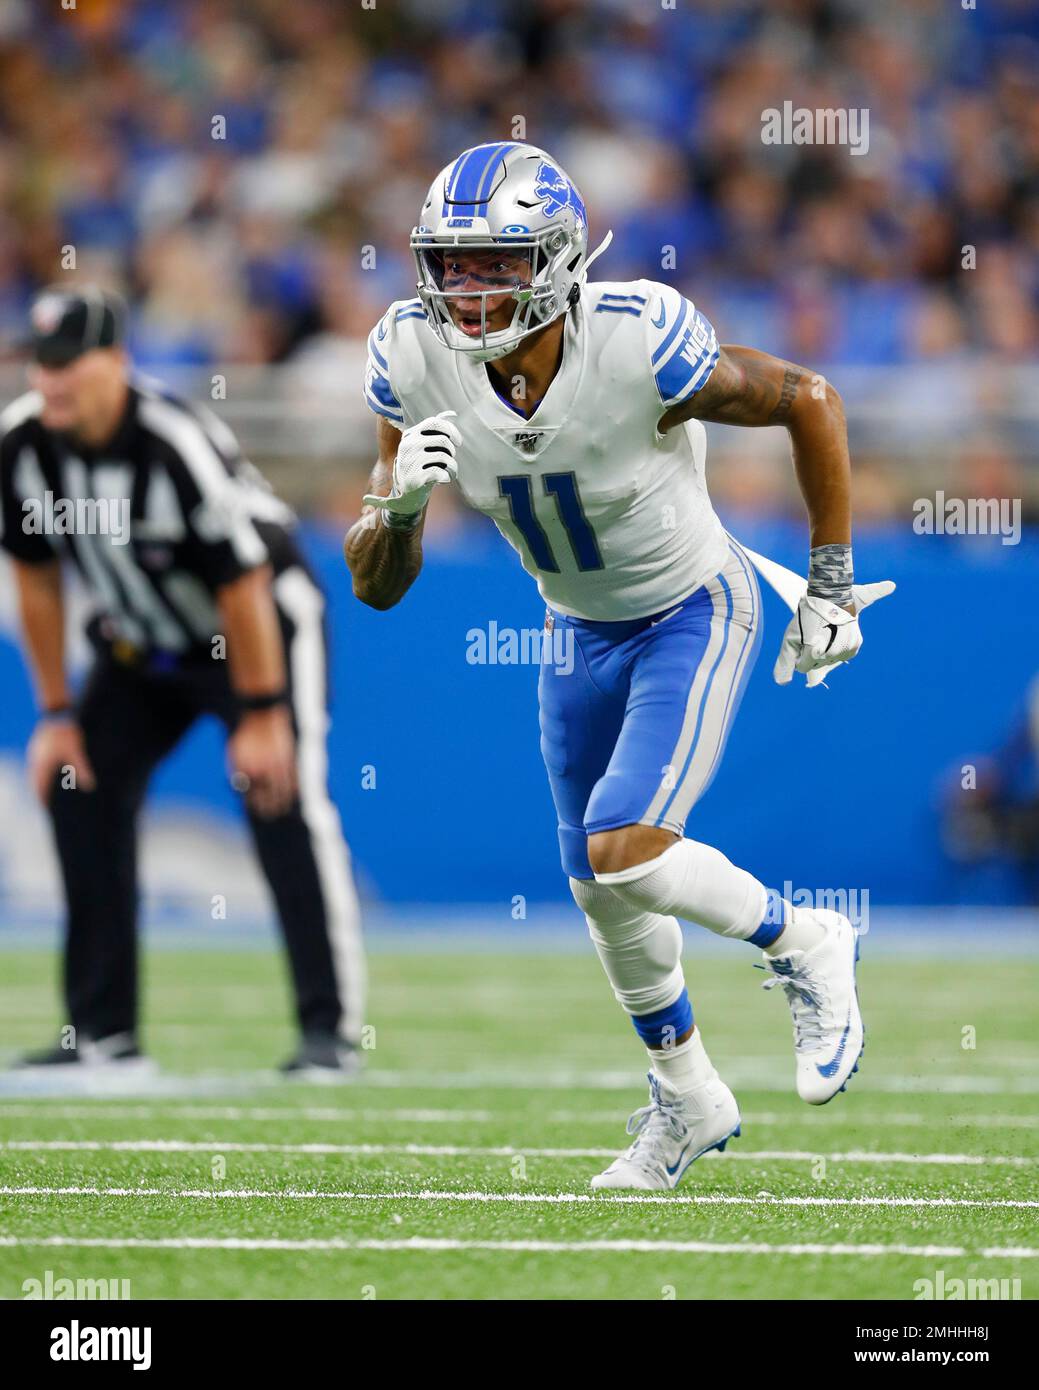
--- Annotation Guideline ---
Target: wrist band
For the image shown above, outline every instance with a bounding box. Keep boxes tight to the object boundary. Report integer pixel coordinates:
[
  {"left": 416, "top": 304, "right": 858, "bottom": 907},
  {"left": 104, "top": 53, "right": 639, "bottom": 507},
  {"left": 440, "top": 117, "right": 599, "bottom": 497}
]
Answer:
[
  {"left": 807, "top": 543, "right": 853, "bottom": 608},
  {"left": 380, "top": 506, "right": 423, "bottom": 532},
  {"left": 239, "top": 689, "right": 289, "bottom": 713},
  {"left": 40, "top": 703, "right": 74, "bottom": 720}
]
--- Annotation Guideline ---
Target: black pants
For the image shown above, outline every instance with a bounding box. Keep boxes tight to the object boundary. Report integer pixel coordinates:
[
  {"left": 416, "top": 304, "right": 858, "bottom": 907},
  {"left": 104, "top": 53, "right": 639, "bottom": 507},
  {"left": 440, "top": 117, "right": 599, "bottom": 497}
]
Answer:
[{"left": 47, "top": 566, "right": 364, "bottom": 1049}]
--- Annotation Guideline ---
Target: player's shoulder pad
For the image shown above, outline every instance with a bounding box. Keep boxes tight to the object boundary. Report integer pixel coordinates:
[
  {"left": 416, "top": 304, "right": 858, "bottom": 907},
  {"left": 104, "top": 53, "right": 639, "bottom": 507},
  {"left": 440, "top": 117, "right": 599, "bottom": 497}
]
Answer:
[
  {"left": 363, "top": 297, "right": 429, "bottom": 427},
  {"left": 583, "top": 279, "right": 659, "bottom": 387},
  {"left": 639, "top": 279, "right": 720, "bottom": 410},
  {"left": 586, "top": 279, "right": 654, "bottom": 322}
]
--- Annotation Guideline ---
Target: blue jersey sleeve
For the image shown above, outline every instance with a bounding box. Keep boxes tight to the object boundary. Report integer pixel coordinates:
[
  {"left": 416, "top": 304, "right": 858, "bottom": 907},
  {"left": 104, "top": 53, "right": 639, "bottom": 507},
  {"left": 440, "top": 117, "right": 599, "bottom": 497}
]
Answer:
[
  {"left": 363, "top": 308, "right": 405, "bottom": 426},
  {"left": 644, "top": 283, "right": 720, "bottom": 410}
]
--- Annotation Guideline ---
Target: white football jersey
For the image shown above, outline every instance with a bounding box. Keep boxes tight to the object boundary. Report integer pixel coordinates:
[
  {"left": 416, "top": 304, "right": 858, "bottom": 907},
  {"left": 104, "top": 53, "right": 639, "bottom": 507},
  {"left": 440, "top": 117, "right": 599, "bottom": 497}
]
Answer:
[{"left": 363, "top": 278, "right": 730, "bottom": 621}]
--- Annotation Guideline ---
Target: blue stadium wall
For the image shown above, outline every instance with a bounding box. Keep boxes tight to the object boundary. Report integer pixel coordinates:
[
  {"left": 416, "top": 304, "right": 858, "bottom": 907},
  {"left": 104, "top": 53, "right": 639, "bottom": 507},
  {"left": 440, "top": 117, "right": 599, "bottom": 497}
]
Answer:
[{"left": 1, "top": 517, "right": 1034, "bottom": 908}]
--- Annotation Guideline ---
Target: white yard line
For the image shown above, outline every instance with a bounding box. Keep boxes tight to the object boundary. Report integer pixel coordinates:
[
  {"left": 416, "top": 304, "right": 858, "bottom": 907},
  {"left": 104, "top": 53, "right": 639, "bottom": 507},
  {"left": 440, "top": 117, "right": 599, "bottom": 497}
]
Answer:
[
  {"left": 2, "top": 1139, "right": 1034, "bottom": 1167},
  {"left": 1, "top": 1185, "right": 1035, "bottom": 1209},
  {"left": 0, "top": 1105, "right": 493, "bottom": 1123},
  {"left": 3, "top": 1070, "right": 1039, "bottom": 1096},
  {"left": 735, "top": 1111, "right": 1039, "bottom": 1131},
  {"left": 1, "top": 1101, "right": 1037, "bottom": 1131},
  {"left": 722, "top": 1149, "right": 1034, "bottom": 1166},
  {"left": 311, "top": 1070, "right": 1039, "bottom": 1095},
  {"left": 0, "top": 1234, "right": 1007, "bottom": 1257}
]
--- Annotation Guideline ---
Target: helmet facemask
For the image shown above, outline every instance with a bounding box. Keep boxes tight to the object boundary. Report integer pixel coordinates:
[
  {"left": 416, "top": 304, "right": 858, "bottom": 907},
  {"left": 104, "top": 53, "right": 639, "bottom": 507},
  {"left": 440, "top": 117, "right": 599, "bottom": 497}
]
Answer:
[{"left": 412, "top": 227, "right": 581, "bottom": 363}]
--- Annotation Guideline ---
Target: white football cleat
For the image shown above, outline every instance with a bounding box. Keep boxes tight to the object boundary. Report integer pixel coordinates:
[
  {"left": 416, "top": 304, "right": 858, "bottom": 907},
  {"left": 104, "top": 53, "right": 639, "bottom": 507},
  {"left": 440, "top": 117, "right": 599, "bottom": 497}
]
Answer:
[
  {"left": 762, "top": 909, "right": 864, "bottom": 1105},
  {"left": 590, "top": 1073, "right": 741, "bottom": 1191}
]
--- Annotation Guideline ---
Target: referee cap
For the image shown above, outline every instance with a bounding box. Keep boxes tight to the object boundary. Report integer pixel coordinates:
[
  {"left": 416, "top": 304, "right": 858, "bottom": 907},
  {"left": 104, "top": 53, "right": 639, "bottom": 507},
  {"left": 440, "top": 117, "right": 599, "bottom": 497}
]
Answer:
[{"left": 29, "top": 285, "right": 128, "bottom": 367}]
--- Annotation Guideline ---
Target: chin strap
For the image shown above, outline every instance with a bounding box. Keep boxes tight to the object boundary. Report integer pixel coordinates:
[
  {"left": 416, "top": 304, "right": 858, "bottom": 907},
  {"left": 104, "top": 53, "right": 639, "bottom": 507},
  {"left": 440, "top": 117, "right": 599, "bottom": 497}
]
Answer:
[{"left": 579, "top": 229, "right": 614, "bottom": 284}]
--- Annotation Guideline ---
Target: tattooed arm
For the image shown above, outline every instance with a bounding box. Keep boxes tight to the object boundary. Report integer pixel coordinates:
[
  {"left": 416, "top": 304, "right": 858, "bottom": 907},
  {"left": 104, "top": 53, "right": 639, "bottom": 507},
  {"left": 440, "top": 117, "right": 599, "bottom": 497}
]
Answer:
[
  {"left": 343, "top": 416, "right": 425, "bottom": 610},
  {"left": 659, "top": 345, "right": 850, "bottom": 551},
  {"left": 662, "top": 344, "right": 893, "bottom": 679}
]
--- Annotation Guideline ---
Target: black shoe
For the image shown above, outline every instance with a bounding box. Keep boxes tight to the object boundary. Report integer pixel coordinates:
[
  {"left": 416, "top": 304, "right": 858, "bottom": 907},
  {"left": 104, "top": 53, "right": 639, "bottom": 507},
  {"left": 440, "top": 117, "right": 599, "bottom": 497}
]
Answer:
[
  {"left": 279, "top": 1035, "right": 361, "bottom": 1082},
  {"left": 16, "top": 1043, "right": 82, "bottom": 1067},
  {"left": 15, "top": 1033, "right": 152, "bottom": 1071}
]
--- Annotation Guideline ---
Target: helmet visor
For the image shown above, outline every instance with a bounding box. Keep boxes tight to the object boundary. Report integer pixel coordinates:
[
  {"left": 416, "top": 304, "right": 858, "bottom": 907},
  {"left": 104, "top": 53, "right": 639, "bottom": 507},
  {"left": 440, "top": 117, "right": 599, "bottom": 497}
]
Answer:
[
  {"left": 415, "top": 242, "right": 537, "bottom": 344},
  {"left": 434, "top": 245, "right": 534, "bottom": 292}
]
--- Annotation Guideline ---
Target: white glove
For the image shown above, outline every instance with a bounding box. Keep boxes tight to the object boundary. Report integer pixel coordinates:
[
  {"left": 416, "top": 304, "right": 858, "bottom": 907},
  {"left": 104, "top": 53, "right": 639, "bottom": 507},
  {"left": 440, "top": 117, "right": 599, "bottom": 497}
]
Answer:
[
  {"left": 773, "top": 580, "right": 895, "bottom": 688},
  {"left": 362, "top": 412, "right": 461, "bottom": 519}
]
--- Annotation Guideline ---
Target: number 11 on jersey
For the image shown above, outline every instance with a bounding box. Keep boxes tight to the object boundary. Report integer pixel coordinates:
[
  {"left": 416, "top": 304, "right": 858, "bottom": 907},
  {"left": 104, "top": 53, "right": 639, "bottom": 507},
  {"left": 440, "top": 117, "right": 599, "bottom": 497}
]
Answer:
[{"left": 499, "top": 472, "right": 604, "bottom": 574}]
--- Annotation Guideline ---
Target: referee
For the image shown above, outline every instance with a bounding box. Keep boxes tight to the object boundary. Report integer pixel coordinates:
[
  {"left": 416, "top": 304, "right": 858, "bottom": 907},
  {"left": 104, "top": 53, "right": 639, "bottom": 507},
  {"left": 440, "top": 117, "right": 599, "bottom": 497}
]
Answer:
[{"left": 0, "top": 286, "right": 365, "bottom": 1079}]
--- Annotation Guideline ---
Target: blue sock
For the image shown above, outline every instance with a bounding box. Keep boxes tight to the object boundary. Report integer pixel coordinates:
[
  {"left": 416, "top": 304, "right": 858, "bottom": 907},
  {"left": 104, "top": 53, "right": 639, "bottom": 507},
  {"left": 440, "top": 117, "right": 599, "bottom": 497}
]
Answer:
[
  {"left": 631, "top": 989, "right": 693, "bottom": 1047},
  {"left": 747, "top": 889, "right": 786, "bottom": 948}
]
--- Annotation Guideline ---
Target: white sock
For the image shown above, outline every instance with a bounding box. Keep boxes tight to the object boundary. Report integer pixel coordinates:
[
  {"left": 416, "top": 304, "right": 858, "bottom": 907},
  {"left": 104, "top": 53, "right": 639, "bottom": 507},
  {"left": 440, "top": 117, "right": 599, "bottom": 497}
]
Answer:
[
  {"left": 570, "top": 876, "right": 685, "bottom": 1015},
  {"left": 595, "top": 839, "right": 768, "bottom": 940},
  {"left": 649, "top": 1028, "right": 716, "bottom": 1096},
  {"left": 763, "top": 903, "right": 827, "bottom": 955}
]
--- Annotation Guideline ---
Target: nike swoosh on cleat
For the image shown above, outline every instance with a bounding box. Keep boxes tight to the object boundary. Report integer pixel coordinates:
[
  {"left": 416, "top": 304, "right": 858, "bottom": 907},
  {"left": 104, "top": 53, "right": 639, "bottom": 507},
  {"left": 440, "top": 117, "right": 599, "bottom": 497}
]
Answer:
[
  {"left": 665, "top": 1139, "right": 693, "bottom": 1176},
  {"left": 816, "top": 1015, "right": 852, "bottom": 1078},
  {"left": 667, "top": 1125, "right": 740, "bottom": 1179},
  {"left": 651, "top": 301, "right": 666, "bottom": 329}
]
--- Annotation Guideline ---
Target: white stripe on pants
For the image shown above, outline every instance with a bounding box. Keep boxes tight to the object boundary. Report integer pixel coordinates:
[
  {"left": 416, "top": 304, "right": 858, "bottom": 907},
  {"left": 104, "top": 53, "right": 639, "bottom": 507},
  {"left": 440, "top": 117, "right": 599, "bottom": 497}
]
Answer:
[
  {"left": 642, "top": 544, "right": 761, "bottom": 833},
  {"left": 274, "top": 567, "right": 366, "bottom": 1045}
]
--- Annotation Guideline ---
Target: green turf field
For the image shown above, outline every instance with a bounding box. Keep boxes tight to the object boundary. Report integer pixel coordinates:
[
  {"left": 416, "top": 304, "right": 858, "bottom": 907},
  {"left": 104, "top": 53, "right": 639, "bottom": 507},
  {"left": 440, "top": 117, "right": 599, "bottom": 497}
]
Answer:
[{"left": 0, "top": 944, "right": 1036, "bottom": 1300}]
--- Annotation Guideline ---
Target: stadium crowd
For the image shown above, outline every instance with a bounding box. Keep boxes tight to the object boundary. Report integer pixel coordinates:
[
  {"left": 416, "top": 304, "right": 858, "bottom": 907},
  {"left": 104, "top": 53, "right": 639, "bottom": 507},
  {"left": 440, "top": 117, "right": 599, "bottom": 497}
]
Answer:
[{"left": 0, "top": 0, "right": 1036, "bottom": 521}]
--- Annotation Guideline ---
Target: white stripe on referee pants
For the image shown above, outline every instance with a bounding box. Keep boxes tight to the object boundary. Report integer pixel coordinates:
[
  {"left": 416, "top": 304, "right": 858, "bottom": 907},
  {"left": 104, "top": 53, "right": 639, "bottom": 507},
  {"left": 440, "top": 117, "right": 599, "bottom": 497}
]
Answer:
[{"left": 274, "top": 567, "right": 366, "bottom": 1045}]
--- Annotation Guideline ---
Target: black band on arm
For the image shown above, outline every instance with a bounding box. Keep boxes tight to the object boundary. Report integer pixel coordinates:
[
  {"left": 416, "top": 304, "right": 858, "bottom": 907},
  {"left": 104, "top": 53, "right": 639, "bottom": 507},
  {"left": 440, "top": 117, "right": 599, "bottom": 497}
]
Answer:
[{"left": 238, "top": 689, "right": 289, "bottom": 713}]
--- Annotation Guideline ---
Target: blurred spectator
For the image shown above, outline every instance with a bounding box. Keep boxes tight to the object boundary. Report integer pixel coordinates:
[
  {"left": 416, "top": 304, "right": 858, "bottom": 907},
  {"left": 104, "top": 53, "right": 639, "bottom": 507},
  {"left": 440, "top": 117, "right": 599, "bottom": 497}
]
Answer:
[
  {"left": 941, "top": 675, "right": 1039, "bottom": 903},
  {"left": 0, "top": 0, "right": 1037, "bottom": 526},
  {"left": 0, "top": 0, "right": 1034, "bottom": 371}
]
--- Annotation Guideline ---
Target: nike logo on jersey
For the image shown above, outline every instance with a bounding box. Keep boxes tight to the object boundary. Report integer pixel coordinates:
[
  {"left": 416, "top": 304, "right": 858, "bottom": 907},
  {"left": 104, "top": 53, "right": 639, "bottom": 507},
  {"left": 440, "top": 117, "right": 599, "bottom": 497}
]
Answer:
[
  {"left": 651, "top": 301, "right": 666, "bottom": 329},
  {"left": 815, "top": 1015, "right": 852, "bottom": 1078},
  {"left": 650, "top": 605, "right": 684, "bottom": 626}
]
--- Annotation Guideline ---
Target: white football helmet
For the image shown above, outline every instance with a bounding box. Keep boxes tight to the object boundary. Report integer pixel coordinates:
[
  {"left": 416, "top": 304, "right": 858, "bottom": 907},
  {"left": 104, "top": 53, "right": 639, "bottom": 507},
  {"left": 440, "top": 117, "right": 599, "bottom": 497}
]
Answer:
[{"left": 410, "top": 141, "right": 612, "bottom": 363}]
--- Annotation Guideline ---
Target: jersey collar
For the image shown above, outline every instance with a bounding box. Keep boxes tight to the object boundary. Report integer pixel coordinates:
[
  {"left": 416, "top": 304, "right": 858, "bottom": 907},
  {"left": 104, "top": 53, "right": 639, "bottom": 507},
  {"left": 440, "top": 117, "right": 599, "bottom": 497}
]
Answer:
[{"left": 451, "top": 298, "right": 587, "bottom": 461}]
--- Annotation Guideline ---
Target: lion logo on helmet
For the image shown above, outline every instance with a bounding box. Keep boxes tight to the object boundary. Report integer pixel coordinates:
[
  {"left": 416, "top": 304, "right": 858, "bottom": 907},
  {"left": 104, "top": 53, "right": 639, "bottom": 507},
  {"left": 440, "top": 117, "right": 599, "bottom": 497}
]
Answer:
[{"left": 533, "top": 160, "right": 586, "bottom": 226}]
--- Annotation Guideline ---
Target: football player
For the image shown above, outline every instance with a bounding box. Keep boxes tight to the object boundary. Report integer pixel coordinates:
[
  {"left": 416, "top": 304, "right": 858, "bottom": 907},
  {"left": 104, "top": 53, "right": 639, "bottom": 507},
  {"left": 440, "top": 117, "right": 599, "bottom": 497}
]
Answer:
[{"left": 345, "top": 143, "right": 893, "bottom": 1190}]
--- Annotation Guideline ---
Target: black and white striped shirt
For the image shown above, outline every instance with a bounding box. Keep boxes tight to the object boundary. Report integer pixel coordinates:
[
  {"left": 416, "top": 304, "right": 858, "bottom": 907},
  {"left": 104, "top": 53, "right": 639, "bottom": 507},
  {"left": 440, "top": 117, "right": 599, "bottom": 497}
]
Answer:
[{"left": 0, "top": 378, "right": 299, "bottom": 656}]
